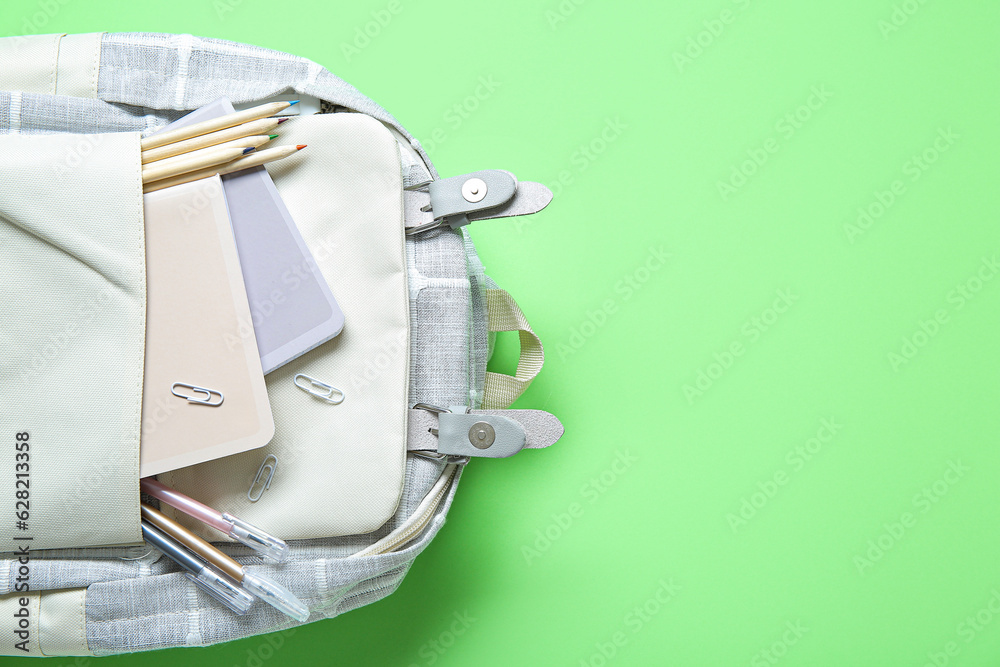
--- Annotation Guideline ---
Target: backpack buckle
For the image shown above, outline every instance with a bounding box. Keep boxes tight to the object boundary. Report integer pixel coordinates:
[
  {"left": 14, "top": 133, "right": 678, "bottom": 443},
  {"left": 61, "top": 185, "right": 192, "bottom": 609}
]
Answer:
[
  {"left": 413, "top": 403, "right": 452, "bottom": 437},
  {"left": 405, "top": 170, "right": 517, "bottom": 235}
]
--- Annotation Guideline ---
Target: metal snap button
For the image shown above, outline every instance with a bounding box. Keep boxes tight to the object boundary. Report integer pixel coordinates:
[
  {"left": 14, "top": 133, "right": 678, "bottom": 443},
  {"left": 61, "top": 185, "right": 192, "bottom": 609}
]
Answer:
[
  {"left": 461, "top": 177, "right": 488, "bottom": 203},
  {"left": 468, "top": 422, "right": 496, "bottom": 449}
]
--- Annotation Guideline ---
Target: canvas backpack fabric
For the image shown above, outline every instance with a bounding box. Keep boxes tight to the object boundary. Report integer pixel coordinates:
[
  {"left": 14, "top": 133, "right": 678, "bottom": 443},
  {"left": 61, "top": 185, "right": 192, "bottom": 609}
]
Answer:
[{"left": 0, "top": 32, "right": 560, "bottom": 656}]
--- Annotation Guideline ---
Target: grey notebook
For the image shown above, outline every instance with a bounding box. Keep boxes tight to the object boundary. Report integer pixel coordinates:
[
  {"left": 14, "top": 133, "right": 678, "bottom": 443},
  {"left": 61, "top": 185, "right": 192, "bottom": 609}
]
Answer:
[{"left": 154, "top": 97, "right": 344, "bottom": 373}]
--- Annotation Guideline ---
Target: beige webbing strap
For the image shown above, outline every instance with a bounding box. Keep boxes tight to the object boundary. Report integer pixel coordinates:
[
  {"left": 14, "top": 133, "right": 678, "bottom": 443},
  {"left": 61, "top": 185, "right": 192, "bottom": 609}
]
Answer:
[{"left": 482, "top": 289, "right": 544, "bottom": 409}]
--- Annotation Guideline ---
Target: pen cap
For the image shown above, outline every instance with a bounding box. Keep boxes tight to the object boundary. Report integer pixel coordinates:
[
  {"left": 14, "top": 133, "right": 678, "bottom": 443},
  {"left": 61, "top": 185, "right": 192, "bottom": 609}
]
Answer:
[
  {"left": 223, "top": 513, "right": 289, "bottom": 563},
  {"left": 241, "top": 571, "right": 310, "bottom": 622},
  {"left": 185, "top": 569, "right": 254, "bottom": 615}
]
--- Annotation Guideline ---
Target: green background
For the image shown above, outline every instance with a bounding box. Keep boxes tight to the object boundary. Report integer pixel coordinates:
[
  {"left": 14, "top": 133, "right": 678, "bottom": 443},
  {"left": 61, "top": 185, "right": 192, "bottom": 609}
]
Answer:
[{"left": 3, "top": 0, "right": 1000, "bottom": 665}]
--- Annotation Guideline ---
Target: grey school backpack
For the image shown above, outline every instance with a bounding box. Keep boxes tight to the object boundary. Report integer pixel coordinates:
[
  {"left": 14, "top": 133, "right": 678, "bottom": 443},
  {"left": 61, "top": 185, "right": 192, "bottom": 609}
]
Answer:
[{"left": 0, "top": 32, "right": 562, "bottom": 657}]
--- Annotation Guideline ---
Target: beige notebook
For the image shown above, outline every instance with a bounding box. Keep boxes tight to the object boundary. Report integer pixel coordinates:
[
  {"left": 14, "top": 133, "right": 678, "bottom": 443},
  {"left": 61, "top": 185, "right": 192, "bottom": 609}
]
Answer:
[{"left": 139, "top": 176, "right": 274, "bottom": 477}]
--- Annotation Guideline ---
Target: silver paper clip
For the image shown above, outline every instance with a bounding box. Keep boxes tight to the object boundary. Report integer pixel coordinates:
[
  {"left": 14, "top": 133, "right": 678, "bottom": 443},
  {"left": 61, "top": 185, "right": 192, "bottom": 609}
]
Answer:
[
  {"left": 171, "top": 383, "right": 224, "bottom": 407},
  {"left": 248, "top": 455, "right": 278, "bottom": 502},
  {"left": 294, "top": 374, "right": 345, "bottom": 405}
]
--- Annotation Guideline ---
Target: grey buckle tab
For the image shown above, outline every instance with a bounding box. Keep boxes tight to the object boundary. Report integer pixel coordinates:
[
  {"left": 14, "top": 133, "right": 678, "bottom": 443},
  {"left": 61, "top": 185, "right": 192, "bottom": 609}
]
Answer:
[
  {"left": 427, "top": 170, "right": 517, "bottom": 221},
  {"left": 436, "top": 407, "right": 526, "bottom": 459}
]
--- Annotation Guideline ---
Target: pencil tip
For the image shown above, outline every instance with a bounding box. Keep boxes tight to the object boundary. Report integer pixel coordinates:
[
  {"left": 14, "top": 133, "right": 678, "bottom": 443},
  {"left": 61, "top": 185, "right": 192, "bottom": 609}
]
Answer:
[
  {"left": 277, "top": 117, "right": 290, "bottom": 124},
  {"left": 288, "top": 100, "right": 300, "bottom": 106},
  {"left": 243, "top": 147, "right": 256, "bottom": 154},
  {"left": 296, "top": 145, "right": 307, "bottom": 150},
  {"left": 269, "top": 134, "right": 279, "bottom": 140}
]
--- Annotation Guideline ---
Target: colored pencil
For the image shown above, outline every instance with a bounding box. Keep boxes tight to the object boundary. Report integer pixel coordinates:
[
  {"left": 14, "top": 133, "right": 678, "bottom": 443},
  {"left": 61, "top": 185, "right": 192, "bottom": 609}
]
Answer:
[
  {"left": 142, "top": 146, "right": 256, "bottom": 184},
  {"left": 143, "top": 145, "right": 306, "bottom": 193},
  {"left": 140, "top": 100, "right": 298, "bottom": 151},
  {"left": 141, "top": 118, "right": 287, "bottom": 163}
]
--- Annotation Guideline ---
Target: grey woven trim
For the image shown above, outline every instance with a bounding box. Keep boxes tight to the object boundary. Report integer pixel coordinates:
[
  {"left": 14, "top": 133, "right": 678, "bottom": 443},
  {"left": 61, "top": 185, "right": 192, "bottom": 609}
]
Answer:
[
  {"left": 97, "top": 32, "right": 437, "bottom": 177},
  {"left": 0, "top": 91, "right": 187, "bottom": 135}
]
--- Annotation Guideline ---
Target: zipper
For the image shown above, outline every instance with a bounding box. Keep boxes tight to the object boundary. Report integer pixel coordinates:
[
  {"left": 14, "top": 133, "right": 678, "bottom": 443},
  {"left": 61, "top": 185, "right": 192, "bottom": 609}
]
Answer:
[{"left": 350, "top": 464, "right": 458, "bottom": 558}]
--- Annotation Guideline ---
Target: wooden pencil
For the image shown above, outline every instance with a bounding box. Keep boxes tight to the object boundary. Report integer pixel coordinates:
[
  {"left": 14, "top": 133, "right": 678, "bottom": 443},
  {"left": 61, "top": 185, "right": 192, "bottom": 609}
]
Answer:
[
  {"left": 141, "top": 118, "right": 287, "bottom": 163},
  {"left": 144, "top": 135, "right": 275, "bottom": 171},
  {"left": 142, "top": 145, "right": 307, "bottom": 194},
  {"left": 142, "top": 146, "right": 255, "bottom": 184},
  {"left": 140, "top": 100, "right": 297, "bottom": 151}
]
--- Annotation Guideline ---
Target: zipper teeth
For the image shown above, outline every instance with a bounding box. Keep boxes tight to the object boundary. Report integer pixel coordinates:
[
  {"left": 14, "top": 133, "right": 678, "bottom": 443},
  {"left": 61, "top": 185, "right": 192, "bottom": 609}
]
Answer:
[
  {"left": 355, "top": 464, "right": 457, "bottom": 558},
  {"left": 377, "top": 467, "right": 454, "bottom": 553},
  {"left": 373, "top": 465, "right": 456, "bottom": 554}
]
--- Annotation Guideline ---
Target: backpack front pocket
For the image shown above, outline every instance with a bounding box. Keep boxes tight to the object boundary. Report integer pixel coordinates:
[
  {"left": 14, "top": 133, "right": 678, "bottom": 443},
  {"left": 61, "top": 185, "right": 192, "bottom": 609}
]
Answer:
[{"left": 0, "top": 131, "right": 146, "bottom": 552}]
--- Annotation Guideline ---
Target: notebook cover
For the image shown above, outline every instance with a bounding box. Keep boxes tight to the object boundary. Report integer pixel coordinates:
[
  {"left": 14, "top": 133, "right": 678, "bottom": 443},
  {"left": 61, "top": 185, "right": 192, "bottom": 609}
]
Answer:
[
  {"left": 156, "top": 98, "right": 344, "bottom": 373},
  {"left": 139, "top": 176, "right": 274, "bottom": 477}
]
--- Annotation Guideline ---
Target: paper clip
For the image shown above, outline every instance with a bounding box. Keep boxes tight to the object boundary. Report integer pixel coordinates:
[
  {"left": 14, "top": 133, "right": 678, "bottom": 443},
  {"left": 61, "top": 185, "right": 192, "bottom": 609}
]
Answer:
[
  {"left": 294, "top": 374, "right": 345, "bottom": 405},
  {"left": 248, "top": 455, "right": 278, "bottom": 503},
  {"left": 171, "top": 383, "right": 224, "bottom": 407}
]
